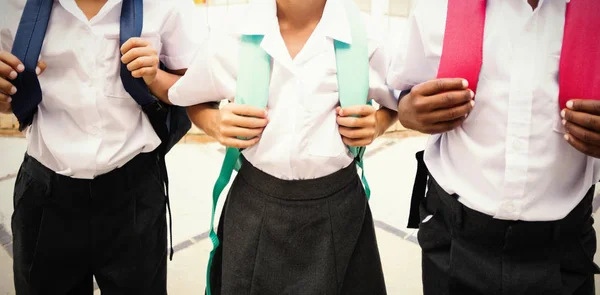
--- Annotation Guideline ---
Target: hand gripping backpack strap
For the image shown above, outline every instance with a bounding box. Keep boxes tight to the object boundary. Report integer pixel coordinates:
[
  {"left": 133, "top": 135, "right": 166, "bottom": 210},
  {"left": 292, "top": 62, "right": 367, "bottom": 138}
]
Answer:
[
  {"left": 206, "top": 35, "right": 271, "bottom": 295},
  {"left": 119, "top": 0, "right": 175, "bottom": 260},
  {"left": 437, "top": 0, "right": 600, "bottom": 111},
  {"left": 10, "top": 0, "right": 167, "bottom": 141},
  {"left": 10, "top": 0, "right": 53, "bottom": 131},
  {"left": 436, "top": 0, "right": 486, "bottom": 94},
  {"left": 119, "top": 0, "right": 157, "bottom": 107},
  {"left": 405, "top": 0, "right": 487, "bottom": 229},
  {"left": 119, "top": 0, "right": 171, "bottom": 151},
  {"left": 335, "top": 0, "right": 372, "bottom": 199}
]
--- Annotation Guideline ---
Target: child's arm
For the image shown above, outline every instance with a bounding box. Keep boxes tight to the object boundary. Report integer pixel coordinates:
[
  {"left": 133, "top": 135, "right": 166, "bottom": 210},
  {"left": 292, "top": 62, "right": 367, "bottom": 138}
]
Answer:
[
  {"left": 335, "top": 105, "right": 397, "bottom": 147},
  {"left": 120, "top": 37, "right": 184, "bottom": 104},
  {"left": 148, "top": 68, "right": 187, "bottom": 104},
  {"left": 562, "top": 100, "right": 600, "bottom": 159},
  {"left": 0, "top": 51, "right": 22, "bottom": 114},
  {"left": 375, "top": 107, "right": 399, "bottom": 137},
  {"left": 386, "top": 0, "right": 437, "bottom": 92},
  {"left": 398, "top": 79, "right": 473, "bottom": 134},
  {"left": 187, "top": 102, "right": 268, "bottom": 149},
  {"left": 135, "top": 0, "right": 209, "bottom": 105},
  {"left": 0, "top": 16, "right": 47, "bottom": 114},
  {"left": 387, "top": 0, "right": 473, "bottom": 134},
  {"left": 0, "top": 51, "right": 46, "bottom": 114},
  {"left": 166, "top": 33, "right": 228, "bottom": 107}
]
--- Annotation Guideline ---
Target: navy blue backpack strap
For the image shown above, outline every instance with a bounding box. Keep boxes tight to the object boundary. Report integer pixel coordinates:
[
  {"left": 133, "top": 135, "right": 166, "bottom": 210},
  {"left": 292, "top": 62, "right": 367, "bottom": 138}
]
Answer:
[
  {"left": 11, "top": 0, "right": 189, "bottom": 152},
  {"left": 10, "top": 0, "right": 53, "bottom": 131},
  {"left": 120, "top": 0, "right": 190, "bottom": 155},
  {"left": 119, "top": 0, "right": 188, "bottom": 260},
  {"left": 119, "top": 0, "right": 157, "bottom": 107}
]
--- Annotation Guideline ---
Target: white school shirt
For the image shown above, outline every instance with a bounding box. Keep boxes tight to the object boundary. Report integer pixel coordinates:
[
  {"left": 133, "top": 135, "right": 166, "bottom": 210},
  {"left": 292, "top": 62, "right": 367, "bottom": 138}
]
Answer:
[
  {"left": 0, "top": 0, "right": 205, "bottom": 179},
  {"left": 169, "top": 0, "right": 398, "bottom": 180},
  {"left": 387, "top": 0, "right": 600, "bottom": 221}
]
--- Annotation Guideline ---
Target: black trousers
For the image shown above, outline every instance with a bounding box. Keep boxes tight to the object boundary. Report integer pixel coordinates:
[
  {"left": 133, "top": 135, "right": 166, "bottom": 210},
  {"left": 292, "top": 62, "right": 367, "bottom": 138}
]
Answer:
[
  {"left": 419, "top": 178, "right": 600, "bottom": 295},
  {"left": 209, "top": 157, "right": 386, "bottom": 295},
  {"left": 12, "top": 153, "right": 168, "bottom": 295}
]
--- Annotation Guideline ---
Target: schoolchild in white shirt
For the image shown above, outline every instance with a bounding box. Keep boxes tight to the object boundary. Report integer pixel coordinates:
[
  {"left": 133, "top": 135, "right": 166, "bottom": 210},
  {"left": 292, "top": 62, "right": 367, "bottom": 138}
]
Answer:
[
  {"left": 0, "top": 0, "right": 204, "bottom": 293},
  {"left": 388, "top": 0, "right": 600, "bottom": 294},
  {"left": 169, "top": 0, "right": 398, "bottom": 293}
]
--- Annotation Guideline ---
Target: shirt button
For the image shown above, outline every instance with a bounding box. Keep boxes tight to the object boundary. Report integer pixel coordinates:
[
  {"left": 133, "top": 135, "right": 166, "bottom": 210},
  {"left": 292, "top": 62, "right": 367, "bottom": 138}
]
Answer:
[
  {"left": 512, "top": 140, "right": 519, "bottom": 151},
  {"left": 90, "top": 124, "right": 101, "bottom": 135},
  {"left": 512, "top": 139, "right": 525, "bottom": 151},
  {"left": 524, "top": 19, "right": 536, "bottom": 31},
  {"left": 503, "top": 202, "right": 516, "bottom": 213}
]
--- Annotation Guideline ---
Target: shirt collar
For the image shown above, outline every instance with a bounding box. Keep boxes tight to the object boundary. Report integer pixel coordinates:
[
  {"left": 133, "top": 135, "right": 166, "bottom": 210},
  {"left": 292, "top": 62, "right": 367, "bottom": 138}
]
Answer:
[
  {"left": 58, "top": 0, "right": 122, "bottom": 24},
  {"left": 237, "top": 0, "right": 353, "bottom": 45},
  {"left": 320, "top": 0, "right": 353, "bottom": 44}
]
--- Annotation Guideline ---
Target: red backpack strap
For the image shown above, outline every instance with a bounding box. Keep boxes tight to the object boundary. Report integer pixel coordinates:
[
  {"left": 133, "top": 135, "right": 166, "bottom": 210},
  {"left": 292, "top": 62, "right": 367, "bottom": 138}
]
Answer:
[
  {"left": 437, "top": 0, "right": 487, "bottom": 94},
  {"left": 558, "top": 0, "right": 600, "bottom": 110}
]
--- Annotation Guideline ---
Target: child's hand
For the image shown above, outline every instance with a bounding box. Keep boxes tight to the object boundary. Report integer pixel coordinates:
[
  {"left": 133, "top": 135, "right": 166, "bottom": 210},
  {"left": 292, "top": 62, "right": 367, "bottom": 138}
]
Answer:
[
  {"left": 398, "top": 78, "right": 474, "bottom": 134},
  {"left": 0, "top": 51, "right": 46, "bottom": 114},
  {"left": 215, "top": 103, "right": 269, "bottom": 149},
  {"left": 562, "top": 99, "right": 600, "bottom": 158},
  {"left": 336, "top": 105, "right": 379, "bottom": 147},
  {"left": 120, "top": 38, "right": 159, "bottom": 86}
]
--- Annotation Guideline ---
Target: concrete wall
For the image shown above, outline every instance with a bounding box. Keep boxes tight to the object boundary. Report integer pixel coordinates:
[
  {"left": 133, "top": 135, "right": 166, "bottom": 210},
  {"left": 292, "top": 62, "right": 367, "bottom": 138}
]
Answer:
[{"left": 0, "top": 115, "right": 18, "bottom": 132}]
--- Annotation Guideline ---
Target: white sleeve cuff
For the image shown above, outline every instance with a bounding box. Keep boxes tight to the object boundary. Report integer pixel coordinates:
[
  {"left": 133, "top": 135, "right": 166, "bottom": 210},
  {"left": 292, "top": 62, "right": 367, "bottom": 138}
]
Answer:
[{"left": 160, "top": 49, "right": 199, "bottom": 71}]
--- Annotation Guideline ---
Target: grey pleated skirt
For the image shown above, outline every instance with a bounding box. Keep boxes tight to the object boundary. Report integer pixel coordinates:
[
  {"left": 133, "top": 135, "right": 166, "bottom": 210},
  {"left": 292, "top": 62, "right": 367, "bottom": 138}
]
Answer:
[{"left": 208, "top": 157, "right": 387, "bottom": 295}]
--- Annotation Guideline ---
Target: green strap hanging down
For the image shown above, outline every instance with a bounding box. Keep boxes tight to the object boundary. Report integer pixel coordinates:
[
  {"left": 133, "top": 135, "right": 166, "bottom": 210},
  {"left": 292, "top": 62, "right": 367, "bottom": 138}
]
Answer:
[
  {"left": 206, "top": 35, "right": 270, "bottom": 295},
  {"left": 206, "top": 1, "right": 371, "bottom": 293}
]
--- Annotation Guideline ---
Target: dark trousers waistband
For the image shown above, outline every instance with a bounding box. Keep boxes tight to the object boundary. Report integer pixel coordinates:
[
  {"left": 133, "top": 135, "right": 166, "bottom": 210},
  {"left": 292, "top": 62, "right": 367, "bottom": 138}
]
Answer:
[
  {"left": 407, "top": 151, "right": 595, "bottom": 238},
  {"left": 238, "top": 156, "right": 359, "bottom": 200},
  {"left": 22, "top": 152, "right": 160, "bottom": 192},
  {"left": 22, "top": 151, "right": 175, "bottom": 260},
  {"left": 426, "top": 177, "right": 594, "bottom": 243}
]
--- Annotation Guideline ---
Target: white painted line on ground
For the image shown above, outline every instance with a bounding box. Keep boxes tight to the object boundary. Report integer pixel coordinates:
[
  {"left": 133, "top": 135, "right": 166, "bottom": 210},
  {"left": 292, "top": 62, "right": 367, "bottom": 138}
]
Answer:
[{"left": 0, "top": 173, "right": 17, "bottom": 182}]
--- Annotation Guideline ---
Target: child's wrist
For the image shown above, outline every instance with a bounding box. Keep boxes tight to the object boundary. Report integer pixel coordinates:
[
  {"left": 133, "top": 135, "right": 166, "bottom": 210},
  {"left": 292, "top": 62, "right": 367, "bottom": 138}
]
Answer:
[{"left": 375, "top": 107, "right": 395, "bottom": 137}]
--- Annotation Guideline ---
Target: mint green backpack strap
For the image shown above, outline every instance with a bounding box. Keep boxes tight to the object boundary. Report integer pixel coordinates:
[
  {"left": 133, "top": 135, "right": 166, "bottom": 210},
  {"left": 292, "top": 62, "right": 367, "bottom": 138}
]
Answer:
[
  {"left": 206, "top": 34, "right": 271, "bottom": 295},
  {"left": 334, "top": 0, "right": 371, "bottom": 199}
]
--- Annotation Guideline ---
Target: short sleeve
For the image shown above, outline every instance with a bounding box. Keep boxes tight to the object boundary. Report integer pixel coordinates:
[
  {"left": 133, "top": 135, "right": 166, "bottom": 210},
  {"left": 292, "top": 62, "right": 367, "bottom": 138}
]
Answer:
[
  {"left": 386, "top": 0, "right": 441, "bottom": 91},
  {"left": 0, "top": 0, "right": 20, "bottom": 52},
  {"left": 168, "top": 30, "right": 239, "bottom": 106},
  {"left": 159, "top": 0, "right": 208, "bottom": 70},
  {"left": 360, "top": 13, "right": 397, "bottom": 111}
]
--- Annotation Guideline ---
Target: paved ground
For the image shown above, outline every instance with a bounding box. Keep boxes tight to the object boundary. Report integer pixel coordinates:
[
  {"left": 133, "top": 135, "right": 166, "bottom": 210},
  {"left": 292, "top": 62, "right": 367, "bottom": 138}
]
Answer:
[{"left": 1, "top": 135, "right": 599, "bottom": 294}]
